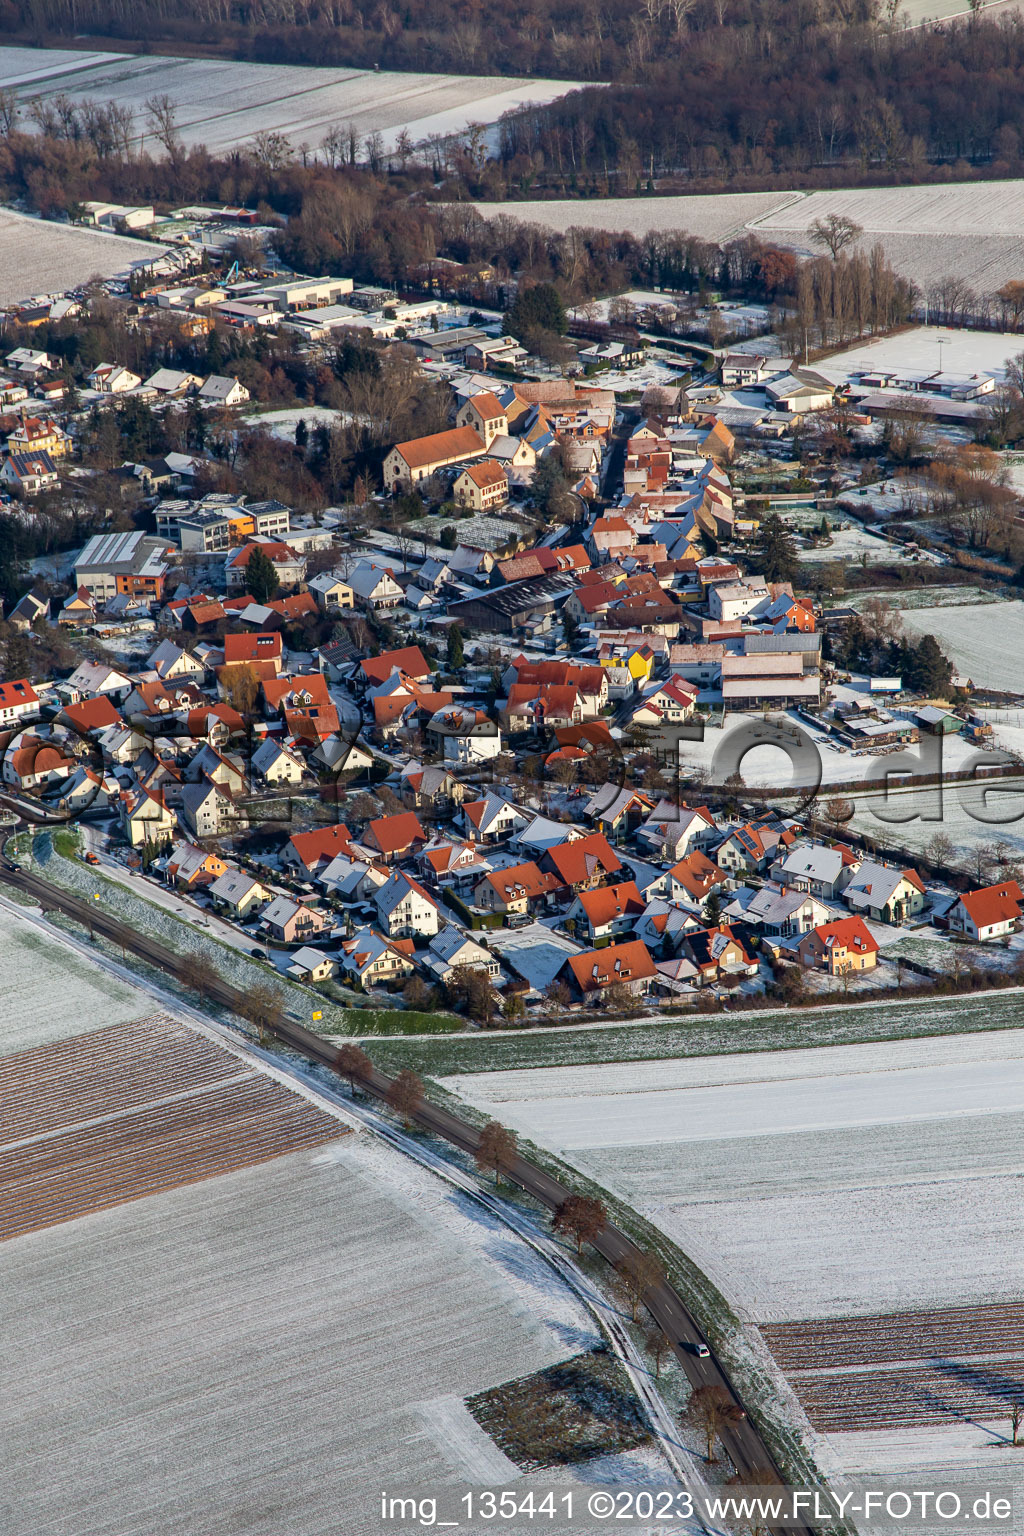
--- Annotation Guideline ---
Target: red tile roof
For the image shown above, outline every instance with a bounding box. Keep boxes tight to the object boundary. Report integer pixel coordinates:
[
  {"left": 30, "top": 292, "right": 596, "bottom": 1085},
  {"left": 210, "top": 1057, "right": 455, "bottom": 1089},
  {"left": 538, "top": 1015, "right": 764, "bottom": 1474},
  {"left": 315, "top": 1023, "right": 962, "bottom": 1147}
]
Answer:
[
  {"left": 566, "top": 939, "right": 656, "bottom": 993},
  {"left": 576, "top": 880, "right": 645, "bottom": 929},
  {"left": 365, "top": 811, "right": 426, "bottom": 857},
  {"left": 361, "top": 646, "right": 430, "bottom": 685},
  {"left": 957, "top": 881, "right": 1024, "bottom": 930},
  {"left": 543, "top": 832, "right": 621, "bottom": 887}
]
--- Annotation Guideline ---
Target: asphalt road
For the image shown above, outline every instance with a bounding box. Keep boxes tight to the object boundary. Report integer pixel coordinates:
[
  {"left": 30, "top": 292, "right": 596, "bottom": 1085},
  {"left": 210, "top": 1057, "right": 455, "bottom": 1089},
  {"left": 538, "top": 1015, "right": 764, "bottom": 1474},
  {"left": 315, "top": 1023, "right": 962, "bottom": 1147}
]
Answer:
[{"left": 0, "top": 851, "right": 815, "bottom": 1529}]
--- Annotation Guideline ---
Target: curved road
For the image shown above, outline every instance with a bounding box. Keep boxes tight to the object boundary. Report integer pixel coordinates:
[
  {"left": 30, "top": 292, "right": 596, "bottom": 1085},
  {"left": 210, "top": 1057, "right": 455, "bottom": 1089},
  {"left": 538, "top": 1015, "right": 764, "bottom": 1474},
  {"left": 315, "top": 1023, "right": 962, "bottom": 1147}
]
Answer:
[{"left": 0, "top": 851, "right": 815, "bottom": 1529}]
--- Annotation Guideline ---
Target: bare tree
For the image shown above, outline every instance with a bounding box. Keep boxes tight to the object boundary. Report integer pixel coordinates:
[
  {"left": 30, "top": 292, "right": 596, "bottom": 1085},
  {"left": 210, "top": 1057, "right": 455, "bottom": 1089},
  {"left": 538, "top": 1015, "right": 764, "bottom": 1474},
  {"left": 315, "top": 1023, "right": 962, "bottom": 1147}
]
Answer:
[
  {"left": 645, "top": 1324, "right": 670, "bottom": 1379},
  {"left": 613, "top": 1249, "right": 665, "bottom": 1322},
  {"left": 552, "top": 1193, "right": 607, "bottom": 1255},
  {"left": 0, "top": 87, "right": 19, "bottom": 136},
  {"left": 1012, "top": 1401, "right": 1023, "bottom": 1446},
  {"left": 239, "top": 983, "right": 285, "bottom": 1046},
  {"left": 387, "top": 1068, "right": 424, "bottom": 1128},
  {"left": 824, "top": 795, "right": 855, "bottom": 832},
  {"left": 475, "top": 1120, "right": 518, "bottom": 1185},
  {"left": 146, "top": 94, "right": 183, "bottom": 168},
  {"left": 337, "top": 1041, "right": 372, "bottom": 1096},
  {"left": 180, "top": 952, "right": 218, "bottom": 1002},
  {"left": 810, "top": 213, "right": 863, "bottom": 260},
  {"left": 684, "top": 1383, "right": 738, "bottom": 1463},
  {"left": 924, "top": 831, "right": 955, "bottom": 868}
]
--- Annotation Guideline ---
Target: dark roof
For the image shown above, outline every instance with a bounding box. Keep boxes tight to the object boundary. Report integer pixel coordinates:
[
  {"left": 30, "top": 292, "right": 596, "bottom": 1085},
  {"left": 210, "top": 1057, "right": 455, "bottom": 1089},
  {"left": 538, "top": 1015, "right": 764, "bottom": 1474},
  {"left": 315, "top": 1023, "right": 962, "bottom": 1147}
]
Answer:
[{"left": 448, "top": 573, "right": 575, "bottom": 621}]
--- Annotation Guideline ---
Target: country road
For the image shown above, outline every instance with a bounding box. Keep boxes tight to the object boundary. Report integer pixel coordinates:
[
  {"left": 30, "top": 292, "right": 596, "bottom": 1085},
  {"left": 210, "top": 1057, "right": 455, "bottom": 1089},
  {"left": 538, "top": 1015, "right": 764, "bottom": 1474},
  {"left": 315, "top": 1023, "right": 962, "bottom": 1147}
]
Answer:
[{"left": 0, "top": 849, "right": 819, "bottom": 1533}]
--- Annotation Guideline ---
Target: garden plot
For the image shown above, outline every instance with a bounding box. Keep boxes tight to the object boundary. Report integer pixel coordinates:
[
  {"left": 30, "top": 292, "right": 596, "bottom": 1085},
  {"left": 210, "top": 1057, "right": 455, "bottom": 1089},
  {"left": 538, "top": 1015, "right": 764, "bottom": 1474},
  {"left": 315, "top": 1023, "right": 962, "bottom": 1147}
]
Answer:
[
  {"left": 0, "top": 206, "right": 164, "bottom": 305},
  {"left": 796, "top": 524, "right": 916, "bottom": 564},
  {"left": 0, "top": 45, "right": 579, "bottom": 156},
  {"left": 0, "top": 898, "right": 146, "bottom": 1054}
]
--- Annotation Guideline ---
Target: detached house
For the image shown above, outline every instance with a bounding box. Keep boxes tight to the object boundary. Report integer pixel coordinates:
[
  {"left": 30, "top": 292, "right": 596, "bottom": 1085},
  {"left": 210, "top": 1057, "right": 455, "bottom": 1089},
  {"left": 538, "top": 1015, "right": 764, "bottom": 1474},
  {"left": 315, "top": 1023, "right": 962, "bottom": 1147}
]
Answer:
[
  {"left": 797, "top": 915, "right": 879, "bottom": 975},
  {"left": 567, "top": 880, "right": 646, "bottom": 943},
  {"left": 475, "top": 861, "right": 564, "bottom": 917},
  {"left": 844, "top": 862, "right": 926, "bottom": 925},
  {"left": 364, "top": 811, "right": 427, "bottom": 863},
  {"left": 0, "top": 679, "right": 40, "bottom": 727},
  {"left": 946, "top": 881, "right": 1024, "bottom": 942},
  {"left": 541, "top": 831, "right": 622, "bottom": 894},
  {"left": 374, "top": 870, "right": 441, "bottom": 939},
  {"left": 1, "top": 451, "right": 59, "bottom": 495},
  {"left": 561, "top": 939, "right": 657, "bottom": 1001},
  {"left": 339, "top": 927, "right": 416, "bottom": 988},
  {"left": 453, "top": 460, "right": 508, "bottom": 512},
  {"left": 260, "top": 896, "right": 331, "bottom": 944}
]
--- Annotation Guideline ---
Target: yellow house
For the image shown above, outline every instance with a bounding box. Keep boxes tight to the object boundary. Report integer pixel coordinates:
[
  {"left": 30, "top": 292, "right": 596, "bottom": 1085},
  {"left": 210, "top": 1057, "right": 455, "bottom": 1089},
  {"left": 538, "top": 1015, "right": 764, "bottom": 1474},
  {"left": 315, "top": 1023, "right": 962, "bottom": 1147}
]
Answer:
[
  {"left": 7, "top": 416, "right": 73, "bottom": 458},
  {"left": 598, "top": 644, "right": 654, "bottom": 685}
]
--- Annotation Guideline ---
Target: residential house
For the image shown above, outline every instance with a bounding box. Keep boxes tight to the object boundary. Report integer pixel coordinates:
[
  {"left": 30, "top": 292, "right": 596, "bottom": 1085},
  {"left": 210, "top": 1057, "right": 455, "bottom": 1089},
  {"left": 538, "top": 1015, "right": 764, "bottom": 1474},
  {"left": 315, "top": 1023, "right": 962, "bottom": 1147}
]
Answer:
[
  {"left": 282, "top": 823, "right": 356, "bottom": 878},
  {"left": 582, "top": 784, "right": 654, "bottom": 837},
  {"left": 772, "top": 843, "right": 860, "bottom": 901},
  {"left": 286, "top": 946, "right": 336, "bottom": 982},
  {"left": 715, "top": 818, "right": 797, "bottom": 876},
  {"left": 797, "top": 915, "right": 879, "bottom": 974},
  {"left": 567, "top": 880, "right": 646, "bottom": 943},
  {"left": 198, "top": 374, "right": 250, "bottom": 406},
  {"left": 222, "top": 631, "right": 283, "bottom": 674},
  {"left": 637, "top": 802, "right": 718, "bottom": 863},
  {"left": 401, "top": 764, "right": 465, "bottom": 815},
  {"left": 225, "top": 540, "right": 306, "bottom": 592},
  {"left": 338, "top": 927, "right": 416, "bottom": 987},
  {"left": 946, "top": 881, "right": 1024, "bottom": 942},
  {"left": 1, "top": 451, "right": 59, "bottom": 495},
  {"left": 682, "top": 924, "right": 759, "bottom": 985},
  {"left": 0, "top": 679, "right": 40, "bottom": 727},
  {"left": 2, "top": 734, "right": 73, "bottom": 791},
  {"left": 119, "top": 786, "right": 177, "bottom": 848},
  {"left": 165, "top": 842, "right": 227, "bottom": 888},
  {"left": 208, "top": 868, "right": 269, "bottom": 920},
  {"left": 260, "top": 895, "right": 331, "bottom": 944},
  {"left": 423, "top": 927, "right": 501, "bottom": 984},
  {"left": 460, "top": 793, "right": 529, "bottom": 843},
  {"left": 475, "top": 861, "right": 564, "bottom": 917},
  {"left": 8, "top": 589, "right": 48, "bottom": 630},
  {"left": 561, "top": 939, "right": 657, "bottom": 1001},
  {"left": 179, "top": 779, "right": 247, "bottom": 840},
  {"left": 88, "top": 363, "right": 141, "bottom": 393},
  {"left": 666, "top": 850, "right": 729, "bottom": 907},
  {"left": 374, "top": 870, "right": 441, "bottom": 939},
  {"left": 251, "top": 738, "right": 306, "bottom": 785},
  {"left": 426, "top": 706, "right": 502, "bottom": 763},
  {"left": 453, "top": 460, "right": 508, "bottom": 511},
  {"left": 308, "top": 571, "right": 355, "bottom": 613},
  {"left": 7, "top": 416, "right": 71, "bottom": 458},
  {"left": 733, "top": 883, "right": 830, "bottom": 937},
  {"left": 364, "top": 811, "right": 427, "bottom": 863},
  {"left": 843, "top": 861, "right": 927, "bottom": 924},
  {"left": 348, "top": 560, "right": 403, "bottom": 610},
  {"left": 541, "top": 831, "right": 622, "bottom": 893}
]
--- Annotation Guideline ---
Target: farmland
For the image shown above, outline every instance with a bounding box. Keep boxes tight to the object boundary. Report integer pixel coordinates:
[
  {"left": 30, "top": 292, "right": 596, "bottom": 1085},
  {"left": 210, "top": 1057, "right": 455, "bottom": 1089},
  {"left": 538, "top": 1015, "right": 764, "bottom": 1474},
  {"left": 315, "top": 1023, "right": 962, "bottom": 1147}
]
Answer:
[
  {"left": 0, "top": 898, "right": 145, "bottom": 1054},
  {"left": 0, "top": 205, "right": 163, "bottom": 304},
  {"left": 442, "top": 1028, "right": 1024, "bottom": 1474},
  {"left": 899, "top": 599, "right": 1024, "bottom": 693},
  {"left": 0, "top": 45, "right": 580, "bottom": 156},
  {"left": 0, "top": 901, "right": 658, "bottom": 1533},
  {"left": 476, "top": 180, "right": 1024, "bottom": 291}
]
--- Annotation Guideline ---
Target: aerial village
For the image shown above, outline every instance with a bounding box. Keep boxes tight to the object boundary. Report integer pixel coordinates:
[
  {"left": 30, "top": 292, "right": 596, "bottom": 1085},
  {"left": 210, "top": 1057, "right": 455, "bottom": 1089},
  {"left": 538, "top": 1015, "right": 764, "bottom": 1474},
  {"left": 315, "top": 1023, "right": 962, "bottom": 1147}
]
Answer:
[{"left": 3, "top": 232, "right": 1024, "bottom": 1028}]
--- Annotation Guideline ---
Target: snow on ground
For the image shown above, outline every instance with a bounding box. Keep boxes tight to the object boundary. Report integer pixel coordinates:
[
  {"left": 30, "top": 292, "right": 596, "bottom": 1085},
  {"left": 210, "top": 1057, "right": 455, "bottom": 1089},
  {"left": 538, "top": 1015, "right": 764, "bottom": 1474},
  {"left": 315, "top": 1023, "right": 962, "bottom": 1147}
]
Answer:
[
  {"left": 899, "top": 599, "right": 1024, "bottom": 693},
  {"left": 477, "top": 186, "right": 1024, "bottom": 288},
  {"left": 0, "top": 206, "right": 164, "bottom": 305},
  {"left": 0, "top": 1134, "right": 603, "bottom": 1536},
  {"left": 241, "top": 405, "right": 347, "bottom": 440},
  {"left": 797, "top": 524, "right": 924, "bottom": 564},
  {"left": 0, "top": 897, "right": 148, "bottom": 1054},
  {"left": 848, "top": 778, "right": 1024, "bottom": 866},
  {"left": 0, "top": 46, "right": 580, "bottom": 156},
  {"left": 444, "top": 1028, "right": 1024, "bottom": 1324},
  {"left": 472, "top": 190, "right": 803, "bottom": 241},
  {"left": 846, "top": 583, "right": 998, "bottom": 610},
  {"left": 815, "top": 324, "right": 1021, "bottom": 386}
]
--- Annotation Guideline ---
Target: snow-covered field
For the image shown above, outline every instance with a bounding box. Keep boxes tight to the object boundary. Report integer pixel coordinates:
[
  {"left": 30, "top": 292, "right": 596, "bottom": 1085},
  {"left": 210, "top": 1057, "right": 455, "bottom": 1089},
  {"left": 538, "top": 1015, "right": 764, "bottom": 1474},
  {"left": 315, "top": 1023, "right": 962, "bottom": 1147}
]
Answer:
[
  {"left": 445, "top": 1028, "right": 1024, "bottom": 1323},
  {"left": 241, "top": 405, "right": 347, "bottom": 440},
  {"left": 473, "top": 191, "right": 802, "bottom": 241},
  {"left": 849, "top": 779, "right": 1024, "bottom": 866},
  {"left": 797, "top": 524, "right": 923, "bottom": 564},
  {"left": 480, "top": 184, "right": 1024, "bottom": 289},
  {"left": 0, "top": 898, "right": 146, "bottom": 1055},
  {"left": 0, "top": 1134, "right": 605, "bottom": 1536},
  {"left": 0, "top": 205, "right": 163, "bottom": 304},
  {"left": 899, "top": 599, "right": 1024, "bottom": 692},
  {"left": 0, "top": 45, "right": 579, "bottom": 156},
  {"left": 816, "top": 324, "right": 1023, "bottom": 386}
]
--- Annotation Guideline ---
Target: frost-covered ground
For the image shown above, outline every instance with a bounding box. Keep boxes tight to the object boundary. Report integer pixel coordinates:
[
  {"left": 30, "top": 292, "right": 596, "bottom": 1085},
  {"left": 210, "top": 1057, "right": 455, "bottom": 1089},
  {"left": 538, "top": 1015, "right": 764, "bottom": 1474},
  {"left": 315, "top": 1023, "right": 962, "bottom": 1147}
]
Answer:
[
  {"left": 445, "top": 1029, "right": 1024, "bottom": 1324},
  {"left": 815, "top": 324, "right": 1022, "bottom": 386},
  {"left": 241, "top": 404, "right": 347, "bottom": 441},
  {"left": 846, "top": 583, "right": 998, "bottom": 610},
  {"left": 797, "top": 524, "right": 924, "bottom": 564},
  {"left": 0, "top": 206, "right": 164, "bottom": 304},
  {"left": 897, "top": 599, "right": 1024, "bottom": 692},
  {"left": 473, "top": 190, "right": 800, "bottom": 241},
  {"left": 0, "top": 45, "right": 579, "bottom": 156},
  {"left": 479, "top": 187, "right": 1024, "bottom": 287},
  {"left": 0, "top": 1130, "right": 613, "bottom": 1536},
  {"left": 0, "top": 897, "right": 146, "bottom": 1054}
]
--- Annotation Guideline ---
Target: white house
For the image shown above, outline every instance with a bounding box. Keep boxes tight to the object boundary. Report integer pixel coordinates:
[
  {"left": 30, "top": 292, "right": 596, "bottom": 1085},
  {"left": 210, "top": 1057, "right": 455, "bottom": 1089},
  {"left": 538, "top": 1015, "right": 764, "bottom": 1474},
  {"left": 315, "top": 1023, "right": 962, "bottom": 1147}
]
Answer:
[
  {"left": 251, "top": 738, "right": 306, "bottom": 785},
  {"left": 89, "top": 363, "right": 142, "bottom": 393},
  {"left": 198, "top": 375, "right": 250, "bottom": 406},
  {"left": 375, "top": 869, "right": 441, "bottom": 939},
  {"left": 946, "top": 881, "right": 1024, "bottom": 941},
  {"left": 423, "top": 926, "right": 501, "bottom": 983},
  {"left": 348, "top": 559, "right": 403, "bottom": 610},
  {"left": 426, "top": 706, "right": 502, "bottom": 764}
]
